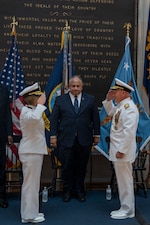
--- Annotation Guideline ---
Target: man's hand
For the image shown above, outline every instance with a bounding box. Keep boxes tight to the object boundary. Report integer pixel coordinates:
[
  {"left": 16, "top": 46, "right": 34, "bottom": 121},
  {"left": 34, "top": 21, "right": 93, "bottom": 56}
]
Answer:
[
  {"left": 93, "top": 137, "right": 100, "bottom": 145},
  {"left": 106, "top": 90, "right": 116, "bottom": 101},
  {"left": 7, "top": 135, "right": 13, "bottom": 147},
  {"left": 50, "top": 137, "right": 57, "bottom": 148},
  {"left": 116, "top": 151, "right": 124, "bottom": 159}
]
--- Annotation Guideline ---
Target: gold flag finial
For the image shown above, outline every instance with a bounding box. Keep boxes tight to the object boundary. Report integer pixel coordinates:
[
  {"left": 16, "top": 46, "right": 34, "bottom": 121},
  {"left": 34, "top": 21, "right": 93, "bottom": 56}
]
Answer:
[
  {"left": 61, "top": 20, "right": 70, "bottom": 49},
  {"left": 124, "top": 23, "right": 132, "bottom": 37},
  {"left": 63, "top": 20, "right": 70, "bottom": 31},
  {"left": 10, "top": 16, "right": 18, "bottom": 36}
]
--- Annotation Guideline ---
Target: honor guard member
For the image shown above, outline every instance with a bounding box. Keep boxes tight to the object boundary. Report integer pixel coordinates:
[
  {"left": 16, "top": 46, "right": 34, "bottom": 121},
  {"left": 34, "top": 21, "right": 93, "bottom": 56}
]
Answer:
[
  {"left": 102, "top": 78, "right": 139, "bottom": 219},
  {"left": 19, "top": 83, "right": 48, "bottom": 223}
]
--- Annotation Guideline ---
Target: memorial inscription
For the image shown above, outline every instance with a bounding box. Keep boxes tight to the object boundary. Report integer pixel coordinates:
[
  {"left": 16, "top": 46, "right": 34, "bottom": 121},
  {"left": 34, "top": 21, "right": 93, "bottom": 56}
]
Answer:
[{"left": 0, "top": 0, "right": 136, "bottom": 106}]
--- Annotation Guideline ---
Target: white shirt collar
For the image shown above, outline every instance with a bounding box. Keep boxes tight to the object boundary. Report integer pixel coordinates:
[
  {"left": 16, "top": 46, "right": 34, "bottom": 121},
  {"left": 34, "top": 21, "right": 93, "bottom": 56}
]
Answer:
[{"left": 69, "top": 92, "right": 82, "bottom": 105}]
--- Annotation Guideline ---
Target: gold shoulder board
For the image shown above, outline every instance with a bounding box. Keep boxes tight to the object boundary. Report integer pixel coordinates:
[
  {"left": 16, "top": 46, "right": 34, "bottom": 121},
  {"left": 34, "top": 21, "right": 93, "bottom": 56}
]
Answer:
[{"left": 124, "top": 103, "right": 130, "bottom": 109}]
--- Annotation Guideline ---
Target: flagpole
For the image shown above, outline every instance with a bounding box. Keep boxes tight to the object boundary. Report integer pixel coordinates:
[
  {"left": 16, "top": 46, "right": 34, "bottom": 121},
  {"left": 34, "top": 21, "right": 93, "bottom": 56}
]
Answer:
[
  {"left": 10, "top": 16, "right": 18, "bottom": 36},
  {"left": 68, "top": 32, "right": 72, "bottom": 80},
  {"left": 142, "top": 10, "right": 150, "bottom": 187},
  {"left": 146, "top": 32, "right": 150, "bottom": 189},
  {"left": 123, "top": 23, "right": 132, "bottom": 37},
  {"left": 10, "top": 16, "right": 18, "bottom": 110},
  {"left": 124, "top": 22, "right": 150, "bottom": 188},
  {"left": 61, "top": 21, "right": 70, "bottom": 94}
]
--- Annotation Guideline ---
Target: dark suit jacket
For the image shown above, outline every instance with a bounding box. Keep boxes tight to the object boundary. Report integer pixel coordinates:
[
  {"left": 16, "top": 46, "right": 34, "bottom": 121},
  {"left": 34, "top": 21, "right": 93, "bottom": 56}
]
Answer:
[
  {"left": 0, "top": 84, "right": 13, "bottom": 144},
  {"left": 50, "top": 92, "right": 100, "bottom": 147}
]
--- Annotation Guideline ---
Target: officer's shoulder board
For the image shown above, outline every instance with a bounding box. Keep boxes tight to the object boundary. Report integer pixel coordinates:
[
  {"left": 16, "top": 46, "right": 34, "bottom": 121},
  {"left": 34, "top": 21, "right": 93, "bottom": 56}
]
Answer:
[{"left": 124, "top": 103, "right": 130, "bottom": 109}]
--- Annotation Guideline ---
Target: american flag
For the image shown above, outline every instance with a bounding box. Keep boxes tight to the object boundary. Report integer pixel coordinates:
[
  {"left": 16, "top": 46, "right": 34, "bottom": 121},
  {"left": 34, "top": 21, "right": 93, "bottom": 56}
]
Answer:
[{"left": 0, "top": 33, "right": 26, "bottom": 168}]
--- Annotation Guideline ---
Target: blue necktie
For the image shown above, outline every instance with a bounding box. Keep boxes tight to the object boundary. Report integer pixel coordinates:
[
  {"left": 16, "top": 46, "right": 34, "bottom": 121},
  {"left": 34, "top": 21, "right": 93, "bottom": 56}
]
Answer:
[{"left": 74, "top": 96, "right": 78, "bottom": 113}]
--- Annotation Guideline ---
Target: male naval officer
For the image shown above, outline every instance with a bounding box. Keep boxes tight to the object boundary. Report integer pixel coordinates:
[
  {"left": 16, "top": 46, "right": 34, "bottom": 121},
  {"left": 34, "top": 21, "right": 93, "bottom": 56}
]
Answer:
[{"left": 102, "top": 78, "right": 139, "bottom": 219}]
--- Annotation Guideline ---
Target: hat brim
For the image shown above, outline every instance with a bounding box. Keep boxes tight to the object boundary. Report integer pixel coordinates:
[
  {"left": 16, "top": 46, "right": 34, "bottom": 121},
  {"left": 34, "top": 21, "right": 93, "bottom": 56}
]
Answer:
[
  {"left": 28, "top": 91, "right": 44, "bottom": 96},
  {"left": 110, "top": 85, "right": 124, "bottom": 90}
]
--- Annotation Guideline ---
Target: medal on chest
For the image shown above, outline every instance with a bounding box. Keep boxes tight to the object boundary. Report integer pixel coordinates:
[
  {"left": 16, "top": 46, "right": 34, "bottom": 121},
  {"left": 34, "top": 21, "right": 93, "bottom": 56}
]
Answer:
[{"left": 114, "top": 110, "right": 121, "bottom": 130}]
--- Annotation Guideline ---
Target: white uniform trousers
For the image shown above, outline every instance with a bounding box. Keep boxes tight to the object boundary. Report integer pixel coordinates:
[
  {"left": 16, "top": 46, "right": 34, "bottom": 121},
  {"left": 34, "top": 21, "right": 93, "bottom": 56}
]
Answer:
[
  {"left": 20, "top": 154, "right": 43, "bottom": 220},
  {"left": 114, "top": 161, "right": 135, "bottom": 215}
]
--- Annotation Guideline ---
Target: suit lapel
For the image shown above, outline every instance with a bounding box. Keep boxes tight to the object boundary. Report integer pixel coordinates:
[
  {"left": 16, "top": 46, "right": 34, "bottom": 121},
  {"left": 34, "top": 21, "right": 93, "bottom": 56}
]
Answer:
[
  {"left": 78, "top": 93, "right": 86, "bottom": 114},
  {"left": 65, "top": 93, "right": 86, "bottom": 114},
  {"left": 66, "top": 93, "right": 75, "bottom": 112}
]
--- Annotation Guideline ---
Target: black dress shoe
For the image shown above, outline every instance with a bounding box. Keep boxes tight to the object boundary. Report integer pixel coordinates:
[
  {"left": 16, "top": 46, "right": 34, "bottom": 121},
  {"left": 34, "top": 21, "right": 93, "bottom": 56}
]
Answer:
[
  {"left": 77, "top": 193, "right": 86, "bottom": 202},
  {"left": 0, "top": 199, "right": 8, "bottom": 208},
  {"left": 63, "top": 193, "right": 71, "bottom": 202}
]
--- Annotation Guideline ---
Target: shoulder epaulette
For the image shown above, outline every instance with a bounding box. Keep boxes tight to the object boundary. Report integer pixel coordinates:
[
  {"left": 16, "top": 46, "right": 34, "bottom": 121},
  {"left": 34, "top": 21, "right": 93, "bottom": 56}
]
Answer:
[{"left": 124, "top": 103, "right": 130, "bottom": 109}]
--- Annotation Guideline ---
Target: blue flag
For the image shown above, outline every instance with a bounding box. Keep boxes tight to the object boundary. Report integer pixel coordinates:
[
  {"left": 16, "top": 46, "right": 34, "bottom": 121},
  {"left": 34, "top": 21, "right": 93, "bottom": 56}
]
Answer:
[
  {"left": 96, "top": 36, "right": 150, "bottom": 159},
  {"left": 44, "top": 26, "right": 73, "bottom": 150},
  {"left": 143, "top": 8, "right": 150, "bottom": 109},
  {"left": 0, "top": 33, "right": 26, "bottom": 168},
  {"left": 44, "top": 50, "right": 63, "bottom": 150}
]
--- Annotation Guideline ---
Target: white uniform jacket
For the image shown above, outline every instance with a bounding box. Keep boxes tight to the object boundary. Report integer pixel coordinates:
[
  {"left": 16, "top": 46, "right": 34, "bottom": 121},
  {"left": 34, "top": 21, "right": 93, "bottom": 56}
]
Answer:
[
  {"left": 102, "top": 97, "right": 139, "bottom": 163},
  {"left": 19, "top": 104, "right": 48, "bottom": 155}
]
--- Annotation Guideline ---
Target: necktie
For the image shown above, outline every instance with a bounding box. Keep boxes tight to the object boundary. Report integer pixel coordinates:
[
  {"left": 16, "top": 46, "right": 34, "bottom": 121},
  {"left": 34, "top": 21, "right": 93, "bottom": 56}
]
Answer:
[{"left": 74, "top": 96, "right": 78, "bottom": 113}]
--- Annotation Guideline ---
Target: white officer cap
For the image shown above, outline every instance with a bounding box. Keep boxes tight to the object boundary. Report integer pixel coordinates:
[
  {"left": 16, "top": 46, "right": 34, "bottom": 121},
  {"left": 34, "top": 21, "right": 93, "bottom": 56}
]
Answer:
[
  {"left": 19, "top": 82, "right": 43, "bottom": 97},
  {"left": 110, "top": 78, "right": 134, "bottom": 92}
]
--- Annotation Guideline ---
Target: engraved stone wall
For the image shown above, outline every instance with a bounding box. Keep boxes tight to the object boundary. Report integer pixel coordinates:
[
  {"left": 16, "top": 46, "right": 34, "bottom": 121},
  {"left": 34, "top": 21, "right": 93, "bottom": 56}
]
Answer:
[{"left": 0, "top": 0, "right": 136, "bottom": 106}]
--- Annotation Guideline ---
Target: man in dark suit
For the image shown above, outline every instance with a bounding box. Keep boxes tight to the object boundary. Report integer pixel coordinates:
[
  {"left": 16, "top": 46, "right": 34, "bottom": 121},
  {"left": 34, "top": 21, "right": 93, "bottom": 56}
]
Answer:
[
  {"left": 50, "top": 76, "right": 100, "bottom": 202},
  {"left": 0, "top": 84, "right": 13, "bottom": 208}
]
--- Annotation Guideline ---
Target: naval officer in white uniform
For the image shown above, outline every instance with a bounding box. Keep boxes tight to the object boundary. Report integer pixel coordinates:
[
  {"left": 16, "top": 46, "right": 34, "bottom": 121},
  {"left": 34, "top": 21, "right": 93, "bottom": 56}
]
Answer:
[
  {"left": 19, "top": 83, "right": 48, "bottom": 223},
  {"left": 102, "top": 78, "right": 139, "bottom": 219}
]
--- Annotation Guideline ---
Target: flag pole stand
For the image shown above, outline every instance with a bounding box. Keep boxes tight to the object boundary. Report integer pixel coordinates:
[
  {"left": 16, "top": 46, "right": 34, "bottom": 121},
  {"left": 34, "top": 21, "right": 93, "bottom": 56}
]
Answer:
[{"left": 146, "top": 148, "right": 150, "bottom": 188}]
